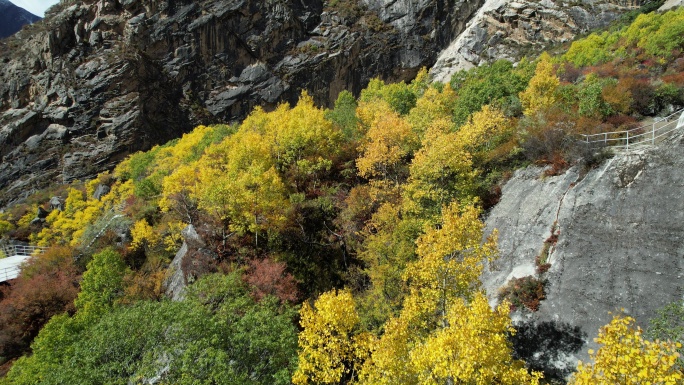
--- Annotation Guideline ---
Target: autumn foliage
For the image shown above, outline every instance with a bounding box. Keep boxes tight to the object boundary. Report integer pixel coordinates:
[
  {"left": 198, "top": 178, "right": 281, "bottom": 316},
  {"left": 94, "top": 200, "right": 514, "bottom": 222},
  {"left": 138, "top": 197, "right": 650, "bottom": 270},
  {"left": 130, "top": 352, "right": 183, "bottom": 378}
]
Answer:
[
  {"left": 570, "top": 314, "right": 683, "bottom": 385},
  {"left": 0, "top": 247, "right": 79, "bottom": 363},
  {"left": 0, "top": 7, "right": 683, "bottom": 384}
]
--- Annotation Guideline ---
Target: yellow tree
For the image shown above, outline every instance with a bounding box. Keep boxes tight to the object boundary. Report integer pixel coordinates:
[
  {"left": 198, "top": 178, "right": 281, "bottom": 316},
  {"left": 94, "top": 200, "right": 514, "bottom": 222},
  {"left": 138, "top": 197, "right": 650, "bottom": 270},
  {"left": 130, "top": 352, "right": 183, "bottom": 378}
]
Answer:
[
  {"left": 406, "top": 85, "right": 456, "bottom": 138},
  {"left": 411, "top": 293, "right": 543, "bottom": 385},
  {"left": 130, "top": 219, "right": 162, "bottom": 253},
  {"left": 33, "top": 188, "right": 103, "bottom": 247},
  {"left": 355, "top": 202, "right": 423, "bottom": 330},
  {"left": 356, "top": 99, "right": 420, "bottom": 186},
  {"left": 158, "top": 163, "right": 202, "bottom": 223},
  {"left": 519, "top": 52, "right": 560, "bottom": 117},
  {"left": 358, "top": 203, "right": 540, "bottom": 385},
  {"left": 570, "top": 314, "right": 683, "bottom": 385},
  {"left": 402, "top": 119, "right": 476, "bottom": 218},
  {"left": 264, "top": 91, "right": 341, "bottom": 190},
  {"left": 455, "top": 105, "right": 511, "bottom": 159},
  {"left": 195, "top": 130, "right": 288, "bottom": 242},
  {"left": 403, "top": 105, "right": 510, "bottom": 219},
  {"left": 293, "top": 290, "right": 373, "bottom": 385}
]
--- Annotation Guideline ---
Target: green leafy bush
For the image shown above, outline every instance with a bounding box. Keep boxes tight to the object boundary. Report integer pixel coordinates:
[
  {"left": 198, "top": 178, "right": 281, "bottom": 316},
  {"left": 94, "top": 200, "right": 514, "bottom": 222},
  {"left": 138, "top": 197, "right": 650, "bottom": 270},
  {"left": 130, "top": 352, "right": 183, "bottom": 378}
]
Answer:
[{"left": 4, "top": 272, "right": 298, "bottom": 385}]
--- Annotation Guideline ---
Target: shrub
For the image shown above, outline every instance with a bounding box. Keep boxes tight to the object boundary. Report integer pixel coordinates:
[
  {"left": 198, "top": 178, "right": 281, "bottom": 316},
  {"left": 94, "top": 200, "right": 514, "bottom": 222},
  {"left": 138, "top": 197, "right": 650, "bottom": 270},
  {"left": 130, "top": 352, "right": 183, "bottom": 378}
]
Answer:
[
  {"left": 244, "top": 258, "right": 298, "bottom": 303},
  {"left": 563, "top": 32, "right": 616, "bottom": 67},
  {"left": 577, "top": 74, "right": 615, "bottom": 119},
  {"left": 520, "top": 110, "right": 575, "bottom": 168},
  {"left": 647, "top": 302, "right": 684, "bottom": 370},
  {"left": 498, "top": 276, "right": 547, "bottom": 312},
  {"left": 0, "top": 246, "right": 80, "bottom": 361}
]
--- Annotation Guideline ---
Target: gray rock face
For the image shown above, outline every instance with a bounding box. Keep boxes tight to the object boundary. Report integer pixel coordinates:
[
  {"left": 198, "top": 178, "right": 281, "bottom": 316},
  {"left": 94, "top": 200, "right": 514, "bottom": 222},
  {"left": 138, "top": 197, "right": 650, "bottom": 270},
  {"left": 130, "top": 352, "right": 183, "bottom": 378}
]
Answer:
[
  {"left": 484, "top": 135, "right": 684, "bottom": 376},
  {"left": 0, "top": 0, "right": 486, "bottom": 206},
  {"left": 660, "top": 0, "right": 684, "bottom": 10},
  {"left": 430, "top": 0, "right": 647, "bottom": 83},
  {"left": 164, "top": 225, "right": 204, "bottom": 301},
  {"left": 164, "top": 224, "right": 217, "bottom": 301}
]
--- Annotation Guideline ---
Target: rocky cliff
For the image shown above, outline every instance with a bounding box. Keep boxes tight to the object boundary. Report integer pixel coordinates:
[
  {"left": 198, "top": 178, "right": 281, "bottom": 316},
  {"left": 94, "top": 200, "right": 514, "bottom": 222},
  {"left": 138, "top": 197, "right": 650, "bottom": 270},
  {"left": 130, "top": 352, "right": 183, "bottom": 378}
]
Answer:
[
  {"left": 483, "top": 132, "right": 684, "bottom": 378},
  {"left": 0, "top": 0, "right": 488, "bottom": 206},
  {"left": 0, "top": 0, "right": 41, "bottom": 39},
  {"left": 0, "top": 0, "right": 652, "bottom": 207},
  {"left": 430, "top": 0, "right": 646, "bottom": 83}
]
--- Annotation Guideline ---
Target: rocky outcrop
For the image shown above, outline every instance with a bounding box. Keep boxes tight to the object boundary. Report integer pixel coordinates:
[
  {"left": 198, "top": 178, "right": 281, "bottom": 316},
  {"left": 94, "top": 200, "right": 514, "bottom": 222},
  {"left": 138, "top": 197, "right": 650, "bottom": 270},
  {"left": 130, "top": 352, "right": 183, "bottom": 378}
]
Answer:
[
  {"left": 0, "top": 0, "right": 488, "bottom": 206},
  {"left": 0, "top": 0, "right": 41, "bottom": 39},
  {"left": 164, "top": 224, "right": 218, "bottom": 301},
  {"left": 430, "top": 0, "right": 645, "bottom": 83},
  {"left": 483, "top": 133, "right": 684, "bottom": 378},
  {"left": 660, "top": 0, "right": 684, "bottom": 10}
]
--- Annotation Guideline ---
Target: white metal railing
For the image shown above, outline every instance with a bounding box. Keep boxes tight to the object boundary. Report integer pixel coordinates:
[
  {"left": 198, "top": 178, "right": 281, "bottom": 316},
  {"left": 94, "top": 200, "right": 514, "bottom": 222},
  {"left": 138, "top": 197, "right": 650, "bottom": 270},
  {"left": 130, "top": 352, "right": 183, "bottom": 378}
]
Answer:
[
  {"left": 0, "top": 266, "right": 21, "bottom": 281},
  {"left": 0, "top": 244, "right": 48, "bottom": 258},
  {"left": 0, "top": 245, "right": 48, "bottom": 282},
  {"left": 580, "top": 108, "right": 684, "bottom": 150}
]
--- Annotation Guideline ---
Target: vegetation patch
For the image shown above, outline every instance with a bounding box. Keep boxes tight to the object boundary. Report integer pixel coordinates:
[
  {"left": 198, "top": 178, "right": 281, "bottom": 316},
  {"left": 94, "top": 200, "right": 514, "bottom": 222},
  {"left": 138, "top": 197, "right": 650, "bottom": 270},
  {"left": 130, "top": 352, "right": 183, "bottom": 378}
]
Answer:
[
  {"left": 498, "top": 275, "right": 547, "bottom": 312},
  {"left": 1, "top": 8, "right": 684, "bottom": 382}
]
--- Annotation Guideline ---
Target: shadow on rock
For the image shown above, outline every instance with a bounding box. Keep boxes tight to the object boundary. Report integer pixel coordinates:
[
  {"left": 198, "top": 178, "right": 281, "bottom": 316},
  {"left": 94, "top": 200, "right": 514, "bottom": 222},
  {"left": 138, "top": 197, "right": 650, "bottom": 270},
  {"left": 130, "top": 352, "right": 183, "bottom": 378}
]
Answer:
[{"left": 511, "top": 321, "right": 586, "bottom": 383}]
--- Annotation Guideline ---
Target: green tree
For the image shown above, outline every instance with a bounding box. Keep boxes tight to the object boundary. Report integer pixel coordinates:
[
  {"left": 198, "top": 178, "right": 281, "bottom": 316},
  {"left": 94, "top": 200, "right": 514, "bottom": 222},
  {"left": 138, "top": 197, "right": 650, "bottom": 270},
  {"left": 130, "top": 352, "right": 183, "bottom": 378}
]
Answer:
[
  {"left": 359, "top": 78, "right": 417, "bottom": 115},
  {"left": 74, "top": 248, "right": 128, "bottom": 320},
  {"left": 451, "top": 60, "right": 532, "bottom": 125},
  {"left": 577, "top": 74, "right": 616, "bottom": 118},
  {"left": 327, "top": 90, "right": 360, "bottom": 141},
  {"left": 4, "top": 272, "right": 299, "bottom": 385}
]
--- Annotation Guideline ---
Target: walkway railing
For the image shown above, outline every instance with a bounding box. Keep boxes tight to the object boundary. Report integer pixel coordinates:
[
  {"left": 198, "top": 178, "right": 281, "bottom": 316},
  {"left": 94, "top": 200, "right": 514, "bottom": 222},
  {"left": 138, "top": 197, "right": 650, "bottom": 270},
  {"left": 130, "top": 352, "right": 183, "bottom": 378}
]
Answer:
[
  {"left": 0, "top": 265, "right": 21, "bottom": 282},
  {"left": 0, "top": 245, "right": 48, "bottom": 282},
  {"left": 581, "top": 108, "right": 684, "bottom": 150},
  {"left": 0, "top": 245, "right": 48, "bottom": 258}
]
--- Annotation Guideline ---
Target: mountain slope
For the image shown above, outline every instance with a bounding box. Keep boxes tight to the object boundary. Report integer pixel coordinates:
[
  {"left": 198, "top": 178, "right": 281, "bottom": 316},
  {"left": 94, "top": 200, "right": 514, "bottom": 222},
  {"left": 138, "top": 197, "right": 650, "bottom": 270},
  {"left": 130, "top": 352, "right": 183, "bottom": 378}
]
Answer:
[
  {"left": 0, "top": 0, "right": 486, "bottom": 206},
  {"left": 0, "top": 0, "right": 648, "bottom": 207},
  {"left": 0, "top": 0, "right": 41, "bottom": 39},
  {"left": 430, "top": 0, "right": 650, "bottom": 82}
]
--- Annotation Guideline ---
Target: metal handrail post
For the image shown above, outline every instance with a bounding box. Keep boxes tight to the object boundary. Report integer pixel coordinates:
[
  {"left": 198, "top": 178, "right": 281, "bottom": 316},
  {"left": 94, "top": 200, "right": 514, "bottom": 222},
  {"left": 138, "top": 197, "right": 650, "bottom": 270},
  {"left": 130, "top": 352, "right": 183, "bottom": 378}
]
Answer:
[{"left": 626, "top": 131, "right": 629, "bottom": 150}]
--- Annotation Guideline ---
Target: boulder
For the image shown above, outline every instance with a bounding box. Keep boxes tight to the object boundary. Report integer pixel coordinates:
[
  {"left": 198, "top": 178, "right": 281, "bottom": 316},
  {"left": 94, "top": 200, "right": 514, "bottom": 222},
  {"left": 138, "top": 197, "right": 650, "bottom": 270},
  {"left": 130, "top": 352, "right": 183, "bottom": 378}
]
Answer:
[{"left": 92, "top": 184, "right": 111, "bottom": 200}]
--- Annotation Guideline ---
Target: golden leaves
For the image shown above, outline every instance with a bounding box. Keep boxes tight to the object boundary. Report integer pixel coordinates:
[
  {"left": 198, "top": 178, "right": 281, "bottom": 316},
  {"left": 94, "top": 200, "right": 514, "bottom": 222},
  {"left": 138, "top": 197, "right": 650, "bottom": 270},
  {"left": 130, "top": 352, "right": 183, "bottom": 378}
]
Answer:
[
  {"left": 570, "top": 314, "right": 683, "bottom": 385},
  {"left": 354, "top": 203, "right": 539, "bottom": 385},
  {"left": 520, "top": 52, "right": 560, "bottom": 117},
  {"left": 294, "top": 290, "right": 372, "bottom": 385},
  {"left": 356, "top": 100, "right": 419, "bottom": 181}
]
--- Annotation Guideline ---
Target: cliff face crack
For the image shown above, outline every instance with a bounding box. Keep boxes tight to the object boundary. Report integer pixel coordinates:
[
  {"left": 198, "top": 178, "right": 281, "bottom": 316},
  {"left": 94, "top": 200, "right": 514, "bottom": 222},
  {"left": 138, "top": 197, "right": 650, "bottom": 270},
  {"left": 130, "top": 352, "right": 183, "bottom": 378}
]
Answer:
[{"left": 544, "top": 169, "right": 581, "bottom": 267}]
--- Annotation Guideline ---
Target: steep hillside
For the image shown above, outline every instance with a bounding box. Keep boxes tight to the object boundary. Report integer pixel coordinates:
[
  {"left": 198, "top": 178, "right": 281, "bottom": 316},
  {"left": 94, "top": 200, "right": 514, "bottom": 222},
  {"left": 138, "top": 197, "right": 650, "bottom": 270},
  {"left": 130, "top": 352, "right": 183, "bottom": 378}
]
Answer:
[
  {"left": 0, "top": 0, "right": 41, "bottom": 39},
  {"left": 430, "top": 0, "right": 654, "bottom": 82},
  {"left": 0, "top": 5, "right": 683, "bottom": 384},
  {"left": 0, "top": 0, "right": 486, "bottom": 206},
  {"left": 0, "top": 0, "right": 647, "bottom": 207}
]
